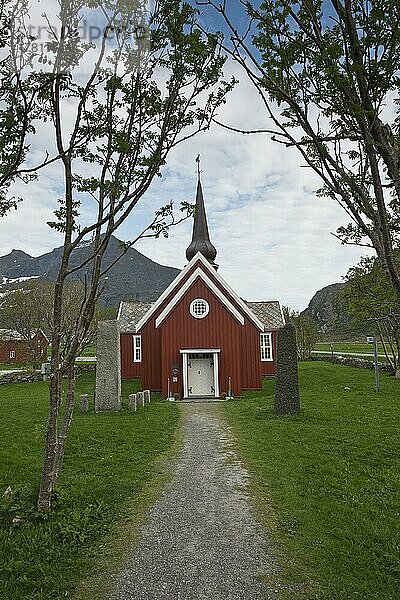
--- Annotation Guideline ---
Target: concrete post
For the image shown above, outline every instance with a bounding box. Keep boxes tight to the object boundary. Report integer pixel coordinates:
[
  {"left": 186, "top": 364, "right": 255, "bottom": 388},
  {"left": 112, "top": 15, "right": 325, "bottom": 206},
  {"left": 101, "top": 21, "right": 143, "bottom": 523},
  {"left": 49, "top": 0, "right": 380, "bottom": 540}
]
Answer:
[
  {"left": 137, "top": 391, "right": 144, "bottom": 407},
  {"left": 128, "top": 394, "right": 137, "bottom": 412},
  {"left": 95, "top": 320, "right": 121, "bottom": 411},
  {"left": 79, "top": 394, "right": 89, "bottom": 412}
]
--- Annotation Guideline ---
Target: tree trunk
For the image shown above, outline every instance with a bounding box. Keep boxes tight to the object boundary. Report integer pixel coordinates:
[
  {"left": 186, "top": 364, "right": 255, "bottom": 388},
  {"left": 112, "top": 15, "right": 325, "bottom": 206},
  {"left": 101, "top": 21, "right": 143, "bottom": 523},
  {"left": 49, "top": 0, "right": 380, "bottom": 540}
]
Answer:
[
  {"left": 395, "top": 364, "right": 400, "bottom": 379},
  {"left": 376, "top": 321, "right": 395, "bottom": 375},
  {"left": 53, "top": 364, "right": 76, "bottom": 488},
  {"left": 37, "top": 371, "right": 61, "bottom": 512}
]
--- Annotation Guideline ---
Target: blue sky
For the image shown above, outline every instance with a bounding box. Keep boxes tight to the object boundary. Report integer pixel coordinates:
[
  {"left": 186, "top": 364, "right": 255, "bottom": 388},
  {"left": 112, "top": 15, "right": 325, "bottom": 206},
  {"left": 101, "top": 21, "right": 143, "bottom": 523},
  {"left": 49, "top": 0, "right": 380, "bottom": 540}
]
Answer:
[{"left": 0, "top": 1, "right": 375, "bottom": 310}]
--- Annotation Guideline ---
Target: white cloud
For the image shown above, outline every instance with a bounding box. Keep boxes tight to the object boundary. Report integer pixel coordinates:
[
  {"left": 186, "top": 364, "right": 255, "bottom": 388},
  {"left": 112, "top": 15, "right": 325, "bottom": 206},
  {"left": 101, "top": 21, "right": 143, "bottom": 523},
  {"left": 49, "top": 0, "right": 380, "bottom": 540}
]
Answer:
[{"left": 0, "top": 56, "right": 375, "bottom": 310}]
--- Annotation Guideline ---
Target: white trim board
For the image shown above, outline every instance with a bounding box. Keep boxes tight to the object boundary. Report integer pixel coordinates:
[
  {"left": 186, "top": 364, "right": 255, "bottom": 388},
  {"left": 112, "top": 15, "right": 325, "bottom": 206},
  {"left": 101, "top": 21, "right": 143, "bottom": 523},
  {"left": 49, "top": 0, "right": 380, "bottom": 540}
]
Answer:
[
  {"left": 135, "top": 251, "right": 264, "bottom": 332},
  {"left": 116, "top": 301, "right": 123, "bottom": 321},
  {"left": 180, "top": 348, "right": 221, "bottom": 354},
  {"left": 155, "top": 268, "right": 245, "bottom": 328}
]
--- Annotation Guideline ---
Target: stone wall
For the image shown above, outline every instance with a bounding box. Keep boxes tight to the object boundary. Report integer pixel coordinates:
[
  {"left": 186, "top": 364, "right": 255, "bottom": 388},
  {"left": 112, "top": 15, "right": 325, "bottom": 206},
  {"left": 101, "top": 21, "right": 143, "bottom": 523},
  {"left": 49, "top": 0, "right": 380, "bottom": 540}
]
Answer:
[
  {"left": 0, "top": 372, "right": 44, "bottom": 385},
  {"left": 75, "top": 364, "right": 96, "bottom": 375},
  {"left": 0, "top": 363, "right": 96, "bottom": 385},
  {"left": 309, "top": 355, "right": 393, "bottom": 373}
]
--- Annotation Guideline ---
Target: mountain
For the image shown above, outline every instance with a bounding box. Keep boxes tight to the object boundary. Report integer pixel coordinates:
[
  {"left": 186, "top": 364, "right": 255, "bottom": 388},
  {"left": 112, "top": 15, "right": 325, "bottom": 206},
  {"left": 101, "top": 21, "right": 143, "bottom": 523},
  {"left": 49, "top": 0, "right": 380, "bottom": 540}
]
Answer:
[
  {"left": 302, "top": 282, "right": 368, "bottom": 338},
  {"left": 0, "top": 236, "right": 180, "bottom": 307},
  {"left": 303, "top": 283, "right": 347, "bottom": 333}
]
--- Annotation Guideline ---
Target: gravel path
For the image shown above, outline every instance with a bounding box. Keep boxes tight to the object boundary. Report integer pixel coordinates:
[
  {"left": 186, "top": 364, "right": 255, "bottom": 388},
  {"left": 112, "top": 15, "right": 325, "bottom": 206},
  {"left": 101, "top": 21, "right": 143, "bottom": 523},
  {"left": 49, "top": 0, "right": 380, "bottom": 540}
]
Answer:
[{"left": 109, "top": 403, "right": 278, "bottom": 600}]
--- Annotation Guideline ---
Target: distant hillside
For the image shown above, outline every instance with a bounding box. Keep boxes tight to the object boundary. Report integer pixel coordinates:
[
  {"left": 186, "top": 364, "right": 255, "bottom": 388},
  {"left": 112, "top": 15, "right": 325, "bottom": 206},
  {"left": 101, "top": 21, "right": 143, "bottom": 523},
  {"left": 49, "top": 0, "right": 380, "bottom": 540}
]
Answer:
[
  {"left": 303, "top": 283, "right": 347, "bottom": 333},
  {"left": 302, "top": 282, "right": 368, "bottom": 339},
  {"left": 0, "top": 236, "right": 180, "bottom": 307}
]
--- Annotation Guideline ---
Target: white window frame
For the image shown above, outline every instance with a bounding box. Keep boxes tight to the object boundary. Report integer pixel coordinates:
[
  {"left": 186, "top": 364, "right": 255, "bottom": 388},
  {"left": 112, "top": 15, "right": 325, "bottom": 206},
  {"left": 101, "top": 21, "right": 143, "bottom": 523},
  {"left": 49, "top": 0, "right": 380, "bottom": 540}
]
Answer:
[
  {"left": 189, "top": 298, "right": 210, "bottom": 319},
  {"left": 260, "top": 333, "right": 273, "bottom": 362},
  {"left": 133, "top": 335, "right": 142, "bottom": 363},
  {"left": 9, "top": 350, "right": 16, "bottom": 359}
]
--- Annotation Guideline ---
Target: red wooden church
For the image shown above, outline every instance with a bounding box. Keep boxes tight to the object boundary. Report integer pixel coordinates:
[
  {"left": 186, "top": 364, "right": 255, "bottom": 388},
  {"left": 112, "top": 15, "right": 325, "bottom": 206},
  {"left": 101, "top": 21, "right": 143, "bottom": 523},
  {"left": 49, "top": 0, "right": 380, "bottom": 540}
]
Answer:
[{"left": 118, "top": 177, "right": 284, "bottom": 399}]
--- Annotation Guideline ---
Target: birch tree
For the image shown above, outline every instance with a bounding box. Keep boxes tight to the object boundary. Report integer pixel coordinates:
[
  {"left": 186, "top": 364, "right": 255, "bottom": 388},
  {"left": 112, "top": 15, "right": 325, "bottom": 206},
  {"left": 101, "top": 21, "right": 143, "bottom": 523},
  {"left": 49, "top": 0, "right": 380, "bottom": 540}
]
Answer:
[
  {"left": 206, "top": 0, "right": 400, "bottom": 298},
  {"left": 342, "top": 256, "right": 400, "bottom": 376},
  {"left": 32, "top": 0, "right": 232, "bottom": 511}
]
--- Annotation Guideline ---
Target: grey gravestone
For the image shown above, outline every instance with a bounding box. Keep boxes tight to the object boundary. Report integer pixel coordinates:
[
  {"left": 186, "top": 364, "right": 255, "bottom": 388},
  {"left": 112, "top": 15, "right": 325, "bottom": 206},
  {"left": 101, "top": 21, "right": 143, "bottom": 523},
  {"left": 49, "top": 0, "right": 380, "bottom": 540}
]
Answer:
[
  {"left": 95, "top": 320, "right": 121, "bottom": 411},
  {"left": 274, "top": 323, "right": 300, "bottom": 415},
  {"left": 137, "top": 391, "right": 144, "bottom": 407},
  {"left": 144, "top": 390, "right": 151, "bottom": 404},
  {"left": 79, "top": 394, "right": 89, "bottom": 412},
  {"left": 128, "top": 394, "right": 137, "bottom": 412}
]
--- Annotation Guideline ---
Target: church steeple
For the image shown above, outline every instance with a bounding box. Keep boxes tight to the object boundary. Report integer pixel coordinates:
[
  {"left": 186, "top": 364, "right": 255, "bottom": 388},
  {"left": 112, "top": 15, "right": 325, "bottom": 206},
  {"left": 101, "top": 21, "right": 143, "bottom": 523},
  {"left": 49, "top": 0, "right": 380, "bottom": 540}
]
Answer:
[{"left": 185, "top": 157, "right": 218, "bottom": 268}]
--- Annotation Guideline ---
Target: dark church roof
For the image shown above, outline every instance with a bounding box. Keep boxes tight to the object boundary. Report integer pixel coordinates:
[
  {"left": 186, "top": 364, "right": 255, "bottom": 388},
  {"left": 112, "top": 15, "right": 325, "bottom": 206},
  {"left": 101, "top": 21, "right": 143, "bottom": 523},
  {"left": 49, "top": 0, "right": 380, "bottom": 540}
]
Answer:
[
  {"left": 245, "top": 301, "right": 284, "bottom": 329},
  {"left": 0, "top": 328, "right": 25, "bottom": 341},
  {"left": 117, "top": 302, "right": 153, "bottom": 332},
  {"left": 118, "top": 299, "right": 284, "bottom": 332},
  {"left": 185, "top": 180, "right": 218, "bottom": 268}
]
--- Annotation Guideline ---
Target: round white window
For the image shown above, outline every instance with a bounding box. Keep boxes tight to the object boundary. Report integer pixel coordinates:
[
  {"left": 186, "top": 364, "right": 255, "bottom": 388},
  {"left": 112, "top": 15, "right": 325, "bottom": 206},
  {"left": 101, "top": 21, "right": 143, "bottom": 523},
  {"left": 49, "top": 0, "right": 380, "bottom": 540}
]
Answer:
[{"left": 189, "top": 298, "right": 210, "bottom": 319}]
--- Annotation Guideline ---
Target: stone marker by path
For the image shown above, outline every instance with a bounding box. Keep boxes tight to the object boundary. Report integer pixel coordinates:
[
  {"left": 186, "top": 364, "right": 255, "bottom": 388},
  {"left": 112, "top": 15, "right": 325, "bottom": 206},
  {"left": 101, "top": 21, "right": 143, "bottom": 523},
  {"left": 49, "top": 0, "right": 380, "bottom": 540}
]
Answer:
[
  {"left": 79, "top": 394, "right": 89, "bottom": 412},
  {"left": 144, "top": 390, "right": 151, "bottom": 404},
  {"left": 128, "top": 394, "right": 137, "bottom": 412},
  {"left": 95, "top": 320, "right": 121, "bottom": 411},
  {"left": 137, "top": 391, "right": 144, "bottom": 407},
  {"left": 274, "top": 323, "right": 300, "bottom": 415}
]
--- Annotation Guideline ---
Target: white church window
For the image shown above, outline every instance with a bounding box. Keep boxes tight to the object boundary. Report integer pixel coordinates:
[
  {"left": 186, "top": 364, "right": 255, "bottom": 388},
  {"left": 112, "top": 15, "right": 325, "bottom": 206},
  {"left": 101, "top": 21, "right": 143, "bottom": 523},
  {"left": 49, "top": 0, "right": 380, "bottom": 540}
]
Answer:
[
  {"left": 133, "top": 335, "right": 142, "bottom": 362},
  {"left": 260, "top": 333, "right": 273, "bottom": 361},
  {"left": 189, "top": 298, "right": 210, "bottom": 319}
]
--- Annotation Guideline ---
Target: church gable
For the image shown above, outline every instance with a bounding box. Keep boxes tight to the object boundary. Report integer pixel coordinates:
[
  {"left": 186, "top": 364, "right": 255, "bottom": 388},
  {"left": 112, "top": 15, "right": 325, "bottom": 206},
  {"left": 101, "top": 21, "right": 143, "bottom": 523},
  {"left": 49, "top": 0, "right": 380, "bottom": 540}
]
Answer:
[
  {"left": 135, "top": 252, "right": 265, "bottom": 333},
  {"left": 163, "top": 277, "right": 243, "bottom": 330},
  {"left": 155, "top": 265, "right": 245, "bottom": 328}
]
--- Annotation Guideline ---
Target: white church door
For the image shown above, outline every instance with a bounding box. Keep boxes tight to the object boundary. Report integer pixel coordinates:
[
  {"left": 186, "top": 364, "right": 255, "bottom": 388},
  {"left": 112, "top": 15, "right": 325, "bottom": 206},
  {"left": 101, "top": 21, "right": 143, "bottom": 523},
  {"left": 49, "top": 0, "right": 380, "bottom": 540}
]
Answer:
[{"left": 187, "top": 353, "right": 215, "bottom": 397}]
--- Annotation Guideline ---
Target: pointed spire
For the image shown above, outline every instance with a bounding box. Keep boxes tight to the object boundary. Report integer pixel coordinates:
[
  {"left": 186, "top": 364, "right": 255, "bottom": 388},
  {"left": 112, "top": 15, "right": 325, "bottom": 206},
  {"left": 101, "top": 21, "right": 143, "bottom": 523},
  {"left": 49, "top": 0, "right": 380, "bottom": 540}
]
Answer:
[{"left": 186, "top": 157, "right": 218, "bottom": 268}]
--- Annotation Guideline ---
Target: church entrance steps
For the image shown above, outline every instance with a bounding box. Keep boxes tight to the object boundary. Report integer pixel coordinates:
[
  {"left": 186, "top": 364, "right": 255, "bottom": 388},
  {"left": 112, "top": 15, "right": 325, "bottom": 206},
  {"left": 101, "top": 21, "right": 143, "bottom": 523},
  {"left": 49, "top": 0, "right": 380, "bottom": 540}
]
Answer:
[{"left": 180, "top": 396, "right": 228, "bottom": 403}]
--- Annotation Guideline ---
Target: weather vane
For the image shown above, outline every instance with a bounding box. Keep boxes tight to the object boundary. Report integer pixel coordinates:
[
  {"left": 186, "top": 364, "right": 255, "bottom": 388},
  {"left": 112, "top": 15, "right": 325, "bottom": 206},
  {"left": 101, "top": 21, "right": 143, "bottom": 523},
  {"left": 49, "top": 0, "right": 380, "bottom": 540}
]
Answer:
[{"left": 196, "top": 154, "right": 202, "bottom": 179}]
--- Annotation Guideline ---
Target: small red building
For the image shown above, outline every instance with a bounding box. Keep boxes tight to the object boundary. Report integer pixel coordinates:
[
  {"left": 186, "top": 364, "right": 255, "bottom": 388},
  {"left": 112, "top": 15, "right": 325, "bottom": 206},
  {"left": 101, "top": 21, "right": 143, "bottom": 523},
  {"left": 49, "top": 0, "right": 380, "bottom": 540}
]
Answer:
[
  {"left": 0, "top": 329, "right": 48, "bottom": 364},
  {"left": 118, "top": 178, "right": 284, "bottom": 398}
]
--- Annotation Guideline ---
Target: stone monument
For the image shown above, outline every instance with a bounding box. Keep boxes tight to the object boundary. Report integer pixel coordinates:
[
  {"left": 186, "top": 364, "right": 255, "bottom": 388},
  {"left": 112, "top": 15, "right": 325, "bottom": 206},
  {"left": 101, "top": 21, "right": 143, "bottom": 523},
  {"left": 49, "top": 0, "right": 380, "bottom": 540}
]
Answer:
[
  {"left": 274, "top": 323, "right": 300, "bottom": 415},
  {"left": 95, "top": 320, "right": 121, "bottom": 411}
]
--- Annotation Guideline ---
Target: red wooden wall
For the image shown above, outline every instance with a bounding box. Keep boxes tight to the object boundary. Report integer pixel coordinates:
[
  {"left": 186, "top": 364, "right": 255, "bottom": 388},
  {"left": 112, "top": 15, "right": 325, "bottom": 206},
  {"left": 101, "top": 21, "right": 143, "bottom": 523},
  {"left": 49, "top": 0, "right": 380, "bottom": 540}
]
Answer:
[{"left": 159, "top": 278, "right": 243, "bottom": 397}]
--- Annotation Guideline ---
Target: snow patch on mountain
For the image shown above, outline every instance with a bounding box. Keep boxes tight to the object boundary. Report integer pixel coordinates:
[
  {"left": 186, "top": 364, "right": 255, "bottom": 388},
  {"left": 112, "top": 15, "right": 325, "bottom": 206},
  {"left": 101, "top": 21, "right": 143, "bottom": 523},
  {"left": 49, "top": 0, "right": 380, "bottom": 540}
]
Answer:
[{"left": 0, "top": 275, "right": 40, "bottom": 286}]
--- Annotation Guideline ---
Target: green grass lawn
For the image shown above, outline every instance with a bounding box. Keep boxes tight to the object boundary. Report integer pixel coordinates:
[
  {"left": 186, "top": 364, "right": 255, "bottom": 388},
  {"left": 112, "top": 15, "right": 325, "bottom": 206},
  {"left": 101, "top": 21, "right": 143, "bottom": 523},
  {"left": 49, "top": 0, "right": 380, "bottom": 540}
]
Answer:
[
  {"left": 2, "top": 364, "right": 399, "bottom": 599},
  {"left": 223, "top": 362, "right": 400, "bottom": 599},
  {"left": 315, "top": 341, "right": 386, "bottom": 355},
  {"left": 0, "top": 362, "right": 32, "bottom": 370},
  {"left": 79, "top": 345, "right": 96, "bottom": 357},
  {"left": 0, "top": 374, "right": 178, "bottom": 600}
]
